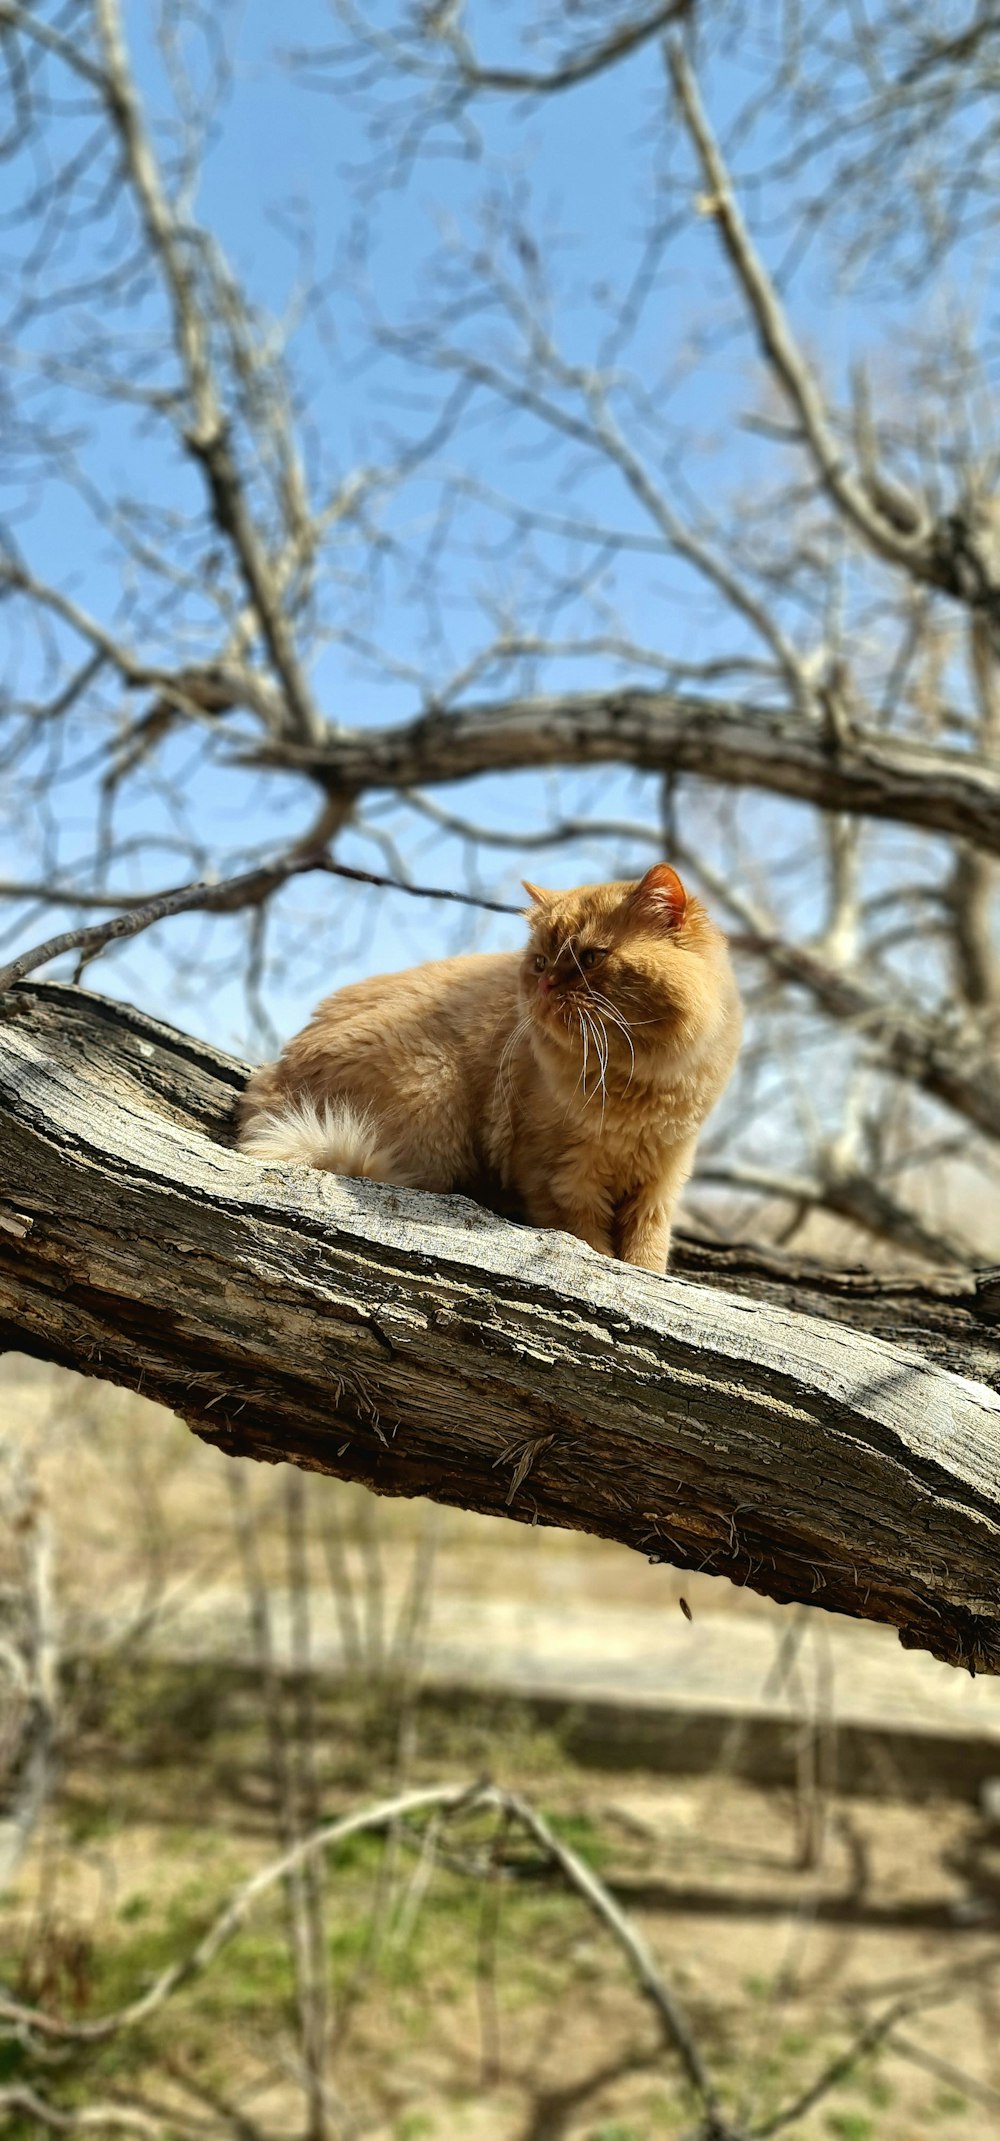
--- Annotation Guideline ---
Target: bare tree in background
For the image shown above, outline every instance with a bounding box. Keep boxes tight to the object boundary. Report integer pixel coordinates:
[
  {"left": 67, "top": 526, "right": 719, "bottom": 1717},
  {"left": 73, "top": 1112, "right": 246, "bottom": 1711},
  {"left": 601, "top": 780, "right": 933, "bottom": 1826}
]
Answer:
[{"left": 0, "top": 0, "right": 997, "bottom": 1268}]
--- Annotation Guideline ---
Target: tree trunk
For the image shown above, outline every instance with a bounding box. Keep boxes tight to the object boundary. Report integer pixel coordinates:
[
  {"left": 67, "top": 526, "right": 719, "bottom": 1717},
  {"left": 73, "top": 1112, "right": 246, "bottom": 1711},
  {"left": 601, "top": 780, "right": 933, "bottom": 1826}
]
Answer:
[{"left": 2, "top": 982, "right": 999, "bottom": 1673}]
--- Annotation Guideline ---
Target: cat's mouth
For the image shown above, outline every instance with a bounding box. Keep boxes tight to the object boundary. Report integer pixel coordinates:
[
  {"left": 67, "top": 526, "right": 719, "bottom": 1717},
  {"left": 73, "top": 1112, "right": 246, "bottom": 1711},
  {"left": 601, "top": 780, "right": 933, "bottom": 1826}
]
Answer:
[{"left": 532, "top": 991, "right": 582, "bottom": 1041}]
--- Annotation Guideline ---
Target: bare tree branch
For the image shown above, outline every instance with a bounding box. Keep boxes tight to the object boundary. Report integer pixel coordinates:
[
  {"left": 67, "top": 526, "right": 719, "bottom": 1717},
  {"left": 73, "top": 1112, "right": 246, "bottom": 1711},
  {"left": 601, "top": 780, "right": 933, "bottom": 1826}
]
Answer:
[
  {"left": 751, "top": 1951, "right": 1000, "bottom": 2138},
  {"left": 0, "top": 2091, "right": 165, "bottom": 2137},
  {"left": 0, "top": 858, "right": 522, "bottom": 994},
  {"left": 697, "top": 1160, "right": 974, "bottom": 1267},
  {"left": 445, "top": 0, "right": 693, "bottom": 98},
  {"left": 732, "top": 928, "right": 1000, "bottom": 1145},
  {"left": 2, "top": 985, "right": 999, "bottom": 1672},
  {"left": 0, "top": 1772, "right": 737, "bottom": 2134},
  {"left": 233, "top": 688, "right": 1000, "bottom": 855},
  {"left": 668, "top": 39, "right": 1000, "bottom": 628}
]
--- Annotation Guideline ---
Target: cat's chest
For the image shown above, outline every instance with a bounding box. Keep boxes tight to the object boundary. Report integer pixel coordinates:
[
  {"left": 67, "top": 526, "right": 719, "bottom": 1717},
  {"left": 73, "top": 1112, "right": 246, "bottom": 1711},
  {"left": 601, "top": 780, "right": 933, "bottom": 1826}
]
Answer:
[
  {"left": 573, "top": 1081, "right": 700, "bottom": 1156},
  {"left": 548, "top": 1100, "right": 692, "bottom": 1197}
]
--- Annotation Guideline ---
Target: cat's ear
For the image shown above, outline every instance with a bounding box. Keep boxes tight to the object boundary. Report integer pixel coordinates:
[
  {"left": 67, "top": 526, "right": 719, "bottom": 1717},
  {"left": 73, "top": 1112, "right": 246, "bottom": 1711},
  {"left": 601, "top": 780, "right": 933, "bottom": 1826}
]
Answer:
[
  {"left": 628, "top": 863, "right": 687, "bottom": 930},
  {"left": 521, "top": 881, "right": 554, "bottom": 908}
]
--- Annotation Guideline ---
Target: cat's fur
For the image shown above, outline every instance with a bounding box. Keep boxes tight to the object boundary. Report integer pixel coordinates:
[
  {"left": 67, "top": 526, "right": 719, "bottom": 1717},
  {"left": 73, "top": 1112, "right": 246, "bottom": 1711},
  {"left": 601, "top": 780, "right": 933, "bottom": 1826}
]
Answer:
[{"left": 237, "top": 864, "right": 741, "bottom": 1270}]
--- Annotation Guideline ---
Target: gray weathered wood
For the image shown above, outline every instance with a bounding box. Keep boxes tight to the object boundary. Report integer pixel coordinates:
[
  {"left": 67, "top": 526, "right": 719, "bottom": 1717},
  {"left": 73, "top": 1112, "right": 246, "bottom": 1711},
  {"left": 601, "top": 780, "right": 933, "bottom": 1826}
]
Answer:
[{"left": 2, "top": 983, "right": 999, "bottom": 1673}]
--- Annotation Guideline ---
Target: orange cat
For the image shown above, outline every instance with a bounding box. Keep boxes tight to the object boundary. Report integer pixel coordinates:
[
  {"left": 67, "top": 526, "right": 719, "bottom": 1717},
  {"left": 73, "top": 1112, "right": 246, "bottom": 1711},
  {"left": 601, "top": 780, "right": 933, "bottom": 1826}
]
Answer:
[{"left": 238, "top": 864, "right": 741, "bottom": 1270}]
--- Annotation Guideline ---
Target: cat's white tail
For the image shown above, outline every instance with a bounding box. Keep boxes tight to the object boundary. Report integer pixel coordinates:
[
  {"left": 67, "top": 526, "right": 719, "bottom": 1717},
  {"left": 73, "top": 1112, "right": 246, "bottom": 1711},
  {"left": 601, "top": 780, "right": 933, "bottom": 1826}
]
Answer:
[{"left": 238, "top": 1095, "right": 398, "bottom": 1181}]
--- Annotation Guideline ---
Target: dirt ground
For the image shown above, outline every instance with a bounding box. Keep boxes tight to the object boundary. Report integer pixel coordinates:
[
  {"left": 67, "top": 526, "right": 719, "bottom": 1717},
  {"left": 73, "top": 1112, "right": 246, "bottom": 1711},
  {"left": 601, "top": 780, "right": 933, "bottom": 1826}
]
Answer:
[{"left": 3, "top": 1360, "right": 1000, "bottom": 2140}]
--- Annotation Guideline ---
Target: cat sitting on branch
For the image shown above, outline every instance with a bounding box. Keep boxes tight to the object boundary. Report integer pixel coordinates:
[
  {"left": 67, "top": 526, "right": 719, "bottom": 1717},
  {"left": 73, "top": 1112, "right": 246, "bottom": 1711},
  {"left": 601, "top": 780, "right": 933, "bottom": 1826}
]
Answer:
[{"left": 239, "top": 865, "right": 741, "bottom": 1271}]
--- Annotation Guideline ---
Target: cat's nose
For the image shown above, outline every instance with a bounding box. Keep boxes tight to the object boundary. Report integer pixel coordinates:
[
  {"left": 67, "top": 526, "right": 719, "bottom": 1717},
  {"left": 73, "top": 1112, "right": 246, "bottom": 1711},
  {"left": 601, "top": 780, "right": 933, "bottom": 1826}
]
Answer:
[{"left": 538, "top": 971, "right": 554, "bottom": 995}]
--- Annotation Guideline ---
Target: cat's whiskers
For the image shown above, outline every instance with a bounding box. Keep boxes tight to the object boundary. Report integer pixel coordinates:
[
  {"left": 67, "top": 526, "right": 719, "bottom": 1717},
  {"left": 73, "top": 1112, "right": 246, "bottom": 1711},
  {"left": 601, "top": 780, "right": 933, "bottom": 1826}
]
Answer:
[
  {"left": 576, "top": 1004, "right": 591, "bottom": 1098},
  {"left": 556, "top": 949, "right": 612, "bottom": 1118},
  {"left": 578, "top": 1001, "right": 609, "bottom": 1127},
  {"left": 593, "top": 1010, "right": 611, "bottom": 1121},
  {"left": 493, "top": 1011, "right": 533, "bottom": 1125},
  {"left": 586, "top": 989, "right": 636, "bottom": 1090}
]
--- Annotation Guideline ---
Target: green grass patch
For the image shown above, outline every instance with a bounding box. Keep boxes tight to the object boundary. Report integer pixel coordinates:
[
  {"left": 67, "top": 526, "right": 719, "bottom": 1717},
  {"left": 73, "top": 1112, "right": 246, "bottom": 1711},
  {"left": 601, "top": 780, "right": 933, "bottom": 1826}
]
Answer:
[{"left": 825, "top": 2113, "right": 875, "bottom": 2141}]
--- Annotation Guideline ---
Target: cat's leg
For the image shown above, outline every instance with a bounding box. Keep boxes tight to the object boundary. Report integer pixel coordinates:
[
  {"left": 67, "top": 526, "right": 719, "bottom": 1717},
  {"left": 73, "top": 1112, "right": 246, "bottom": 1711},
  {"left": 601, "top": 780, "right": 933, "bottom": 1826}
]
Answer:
[
  {"left": 558, "top": 1206, "right": 616, "bottom": 1257},
  {"left": 617, "top": 1138, "right": 698, "bottom": 1271},
  {"left": 617, "top": 1203, "right": 672, "bottom": 1272},
  {"left": 528, "top": 1194, "right": 616, "bottom": 1257},
  {"left": 518, "top": 1175, "right": 615, "bottom": 1257}
]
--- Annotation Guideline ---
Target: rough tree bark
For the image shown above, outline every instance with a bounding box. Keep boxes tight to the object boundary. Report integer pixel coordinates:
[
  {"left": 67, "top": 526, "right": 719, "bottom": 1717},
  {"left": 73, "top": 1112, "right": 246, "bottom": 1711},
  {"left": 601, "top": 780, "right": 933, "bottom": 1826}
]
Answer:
[
  {"left": 236, "top": 688, "right": 1000, "bottom": 855},
  {"left": 2, "top": 982, "right": 999, "bottom": 1674}
]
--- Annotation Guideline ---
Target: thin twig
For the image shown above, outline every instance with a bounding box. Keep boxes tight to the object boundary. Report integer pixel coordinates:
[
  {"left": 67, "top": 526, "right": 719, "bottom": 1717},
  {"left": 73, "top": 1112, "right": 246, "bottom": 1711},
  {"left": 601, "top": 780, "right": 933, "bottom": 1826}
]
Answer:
[
  {"left": 450, "top": 0, "right": 690, "bottom": 97},
  {"left": 749, "top": 1952, "right": 1000, "bottom": 2137},
  {"left": 0, "top": 1785, "right": 485, "bottom": 2046},
  {"left": 503, "top": 1789, "right": 730, "bottom": 2127},
  {"left": 0, "top": 856, "right": 523, "bottom": 994},
  {"left": 92, "top": 0, "right": 323, "bottom": 746},
  {"left": 0, "top": 1778, "right": 728, "bottom": 2133},
  {"left": 0, "top": 2091, "right": 165, "bottom": 2136},
  {"left": 667, "top": 41, "right": 930, "bottom": 577}
]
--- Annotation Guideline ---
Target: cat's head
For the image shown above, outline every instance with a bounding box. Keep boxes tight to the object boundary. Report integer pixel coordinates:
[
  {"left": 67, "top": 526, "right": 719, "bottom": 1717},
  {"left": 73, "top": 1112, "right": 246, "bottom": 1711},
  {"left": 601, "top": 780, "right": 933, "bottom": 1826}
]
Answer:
[{"left": 519, "top": 864, "right": 738, "bottom": 1083}]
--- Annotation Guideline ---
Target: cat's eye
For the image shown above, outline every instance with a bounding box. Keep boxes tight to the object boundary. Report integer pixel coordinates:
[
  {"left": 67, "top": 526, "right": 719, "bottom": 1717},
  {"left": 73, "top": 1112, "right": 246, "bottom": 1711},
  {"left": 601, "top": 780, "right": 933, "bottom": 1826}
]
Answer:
[
  {"left": 579, "top": 947, "right": 608, "bottom": 970},
  {"left": 533, "top": 953, "right": 547, "bottom": 971}
]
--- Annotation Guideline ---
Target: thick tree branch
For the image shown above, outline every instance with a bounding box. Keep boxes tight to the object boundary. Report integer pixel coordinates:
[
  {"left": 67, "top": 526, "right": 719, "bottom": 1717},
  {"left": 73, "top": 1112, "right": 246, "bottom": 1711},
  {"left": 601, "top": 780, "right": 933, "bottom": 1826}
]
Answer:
[
  {"left": 2, "top": 984, "right": 999, "bottom": 1675},
  {"left": 4, "top": 574, "right": 997, "bottom": 856},
  {"left": 670, "top": 1236, "right": 1000, "bottom": 1392},
  {"left": 232, "top": 688, "right": 1000, "bottom": 855}
]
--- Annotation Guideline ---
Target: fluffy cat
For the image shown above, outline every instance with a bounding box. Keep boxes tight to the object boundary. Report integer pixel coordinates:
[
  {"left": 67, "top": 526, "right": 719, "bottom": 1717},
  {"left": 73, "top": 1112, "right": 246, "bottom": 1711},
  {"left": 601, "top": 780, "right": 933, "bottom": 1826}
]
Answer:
[{"left": 237, "top": 864, "right": 741, "bottom": 1271}]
